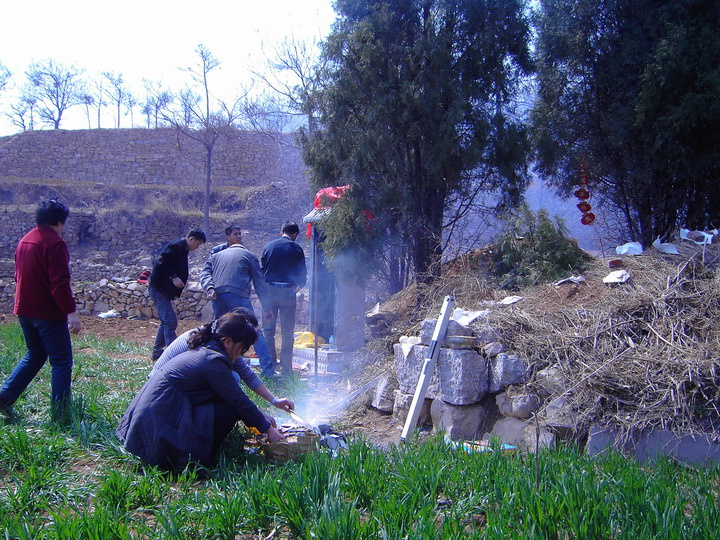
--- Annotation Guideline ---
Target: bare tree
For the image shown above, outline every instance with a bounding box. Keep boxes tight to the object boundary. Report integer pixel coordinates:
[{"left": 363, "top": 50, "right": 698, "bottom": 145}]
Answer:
[
  {"left": 7, "top": 90, "right": 38, "bottom": 131},
  {"left": 163, "top": 44, "right": 244, "bottom": 234},
  {"left": 79, "top": 93, "right": 94, "bottom": 129},
  {"left": 0, "top": 62, "right": 10, "bottom": 94},
  {"left": 141, "top": 80, "right": 173, "bottom": 128},
  {"left": 250, "top": 36, "right": 325, "bottom": 141},
  {"left": 25, "top": 59, "right": 84, "bottom": 129},
  {"left": 102, "top": 71, "right": 132, "bottom": 128}
]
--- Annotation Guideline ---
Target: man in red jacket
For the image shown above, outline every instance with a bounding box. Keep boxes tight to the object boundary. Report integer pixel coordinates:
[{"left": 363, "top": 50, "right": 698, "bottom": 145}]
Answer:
[{"left": 0, "top": 199, "right": 82, "bottom": 423}]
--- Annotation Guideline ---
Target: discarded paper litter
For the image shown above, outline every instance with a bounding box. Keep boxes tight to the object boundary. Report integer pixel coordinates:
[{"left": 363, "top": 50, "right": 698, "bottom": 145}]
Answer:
[{"left": 603, "top": 269, "right": 631, "bottom": 284}]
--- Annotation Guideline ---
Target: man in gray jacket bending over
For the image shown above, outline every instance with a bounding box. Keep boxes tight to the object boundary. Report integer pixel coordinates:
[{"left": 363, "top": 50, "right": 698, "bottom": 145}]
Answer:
[{"left": 200, "top": 239, "right": 276, "bottom": 378}]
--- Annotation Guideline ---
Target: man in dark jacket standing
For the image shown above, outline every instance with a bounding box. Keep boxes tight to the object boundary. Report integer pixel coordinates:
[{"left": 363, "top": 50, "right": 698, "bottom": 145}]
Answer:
[
  {"left": 148, "top": 229, "right": 206, "bottom": 360},
  {"left": 261, "top": 221, "right": 307, "bottom": 378},
  {"left": 0, "top": 199, "right": 82, "bottom": 422}
]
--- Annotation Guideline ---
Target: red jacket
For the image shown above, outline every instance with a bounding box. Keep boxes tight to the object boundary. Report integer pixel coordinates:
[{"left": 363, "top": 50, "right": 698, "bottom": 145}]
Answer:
[{"left": 14, "top": 225, "right": 76, "bottom": 321}]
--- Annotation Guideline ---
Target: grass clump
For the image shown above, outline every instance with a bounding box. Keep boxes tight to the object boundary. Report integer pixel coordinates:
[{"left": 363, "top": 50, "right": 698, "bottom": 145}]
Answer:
[{"left": 494, "top": 205, "right": 591, "bottom": 288}]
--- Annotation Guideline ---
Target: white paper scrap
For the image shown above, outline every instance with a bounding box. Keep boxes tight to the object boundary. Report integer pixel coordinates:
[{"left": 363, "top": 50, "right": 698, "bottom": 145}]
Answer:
[
  {"left": 399, "top": 335, "right": 421, "bottom": 358},
  {"left": 680, "top": 228, "right": 714, "bottom": 246},
  {"left": 97, "top": 309, "right": 119, "bottom": 318},
  {"left": 554, "top": 275, "right": 586, "bottom": 286},
  {"left": 652, "top": 236, "right": 680, "bottom": 255},
  {"left": 615, "top": 242, "right": 643, "bottom": 255},
  {"left": 451, "top": 308, "right": 490, "bottom": 325},
  {"left": 603, "top": 270, "right": 631, "bottom": 284},
  {"left": 498, "top": 296, "right": 523, "bottom": 306}
]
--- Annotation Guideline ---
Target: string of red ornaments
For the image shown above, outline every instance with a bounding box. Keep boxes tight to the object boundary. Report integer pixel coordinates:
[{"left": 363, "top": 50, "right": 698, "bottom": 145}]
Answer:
[{"left": 574, "top": 162, "right": 595, "bottom": 225}]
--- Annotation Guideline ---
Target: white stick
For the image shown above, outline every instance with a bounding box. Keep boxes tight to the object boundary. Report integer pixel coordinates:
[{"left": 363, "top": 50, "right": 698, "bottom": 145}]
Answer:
[{"left": 400, "top": 295, "right": 455, "bottom": 441}]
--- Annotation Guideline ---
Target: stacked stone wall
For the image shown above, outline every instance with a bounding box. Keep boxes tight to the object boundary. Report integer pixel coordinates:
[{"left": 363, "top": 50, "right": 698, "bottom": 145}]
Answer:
[{"left": 0, "top": 128, "right": 306, "bottom": 189}]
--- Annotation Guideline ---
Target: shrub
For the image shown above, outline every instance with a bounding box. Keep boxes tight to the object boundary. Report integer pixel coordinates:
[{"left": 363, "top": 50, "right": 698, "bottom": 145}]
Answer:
[{"left": 494, "top": 206, "right": 591, "bottom": 288}]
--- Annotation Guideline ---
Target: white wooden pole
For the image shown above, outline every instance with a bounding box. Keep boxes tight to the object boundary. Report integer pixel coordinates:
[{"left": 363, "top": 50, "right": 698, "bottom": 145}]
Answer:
[{"left": 400, "top": 295, "right": 455, "bottom": 441}]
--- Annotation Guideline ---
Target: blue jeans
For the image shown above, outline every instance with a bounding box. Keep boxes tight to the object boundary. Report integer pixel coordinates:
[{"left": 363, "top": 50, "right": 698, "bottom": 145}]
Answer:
[
  {"left": 0, "top": 316, "right": 73, "bottom": 407},
  {"left": 216, "top": 292, "right": 275, "bottom": 376},
  {"left": 149, "top": 285, "right": 177, "bottom": 360},
  {"left": 263, "top": 286, "right": 297, "bottom": 374}
]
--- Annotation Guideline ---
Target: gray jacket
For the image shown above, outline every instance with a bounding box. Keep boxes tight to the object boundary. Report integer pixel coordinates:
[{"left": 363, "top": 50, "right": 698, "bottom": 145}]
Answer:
[{"left": 199, "top": 244, "right": 270, "bottom": 305}]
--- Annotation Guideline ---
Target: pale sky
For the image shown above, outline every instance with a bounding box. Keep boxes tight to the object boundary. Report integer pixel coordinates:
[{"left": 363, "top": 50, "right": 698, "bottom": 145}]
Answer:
[{"left": 0, "top": 0, "right": 337, "bottom": 134}]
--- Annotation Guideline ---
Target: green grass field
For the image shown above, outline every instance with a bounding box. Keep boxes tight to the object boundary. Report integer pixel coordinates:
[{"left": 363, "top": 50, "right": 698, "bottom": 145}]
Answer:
[{"left": 1, "top": 322, "right": 719, "bottom": 538}]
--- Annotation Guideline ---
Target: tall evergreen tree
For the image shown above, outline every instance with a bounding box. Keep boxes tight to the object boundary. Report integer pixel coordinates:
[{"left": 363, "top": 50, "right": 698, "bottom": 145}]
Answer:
[
  {"left": 301, "top": 0, "right": 532, "bottom": 285},
  {"left": 532, "top": 0, "right": 720, "bottom": 246}
]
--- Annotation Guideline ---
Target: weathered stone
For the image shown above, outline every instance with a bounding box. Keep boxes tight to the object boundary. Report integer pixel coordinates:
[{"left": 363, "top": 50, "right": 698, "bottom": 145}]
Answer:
[
  {"left": 372, "top": 374, "right": 398, "bottom": 413},
  {"left": 431, "top": 398, "right": 491, "bottom": 441},
  {"left": 490, "top": 417, "right": 528, "bottom": 447},
  {"left": 496, "top": 391, "right": 540, "bottom": 419},
  {"left": 474, "top": 325, "right": 503, "bottom": 344},
  {"left": 394, "top": 343, "right": 489, "bottom": 405},
  {"left": 586, "top": 425, "right": 720, "bottom": 466},
  {"left": 419, "top": 318, "right": 473, "bottom": 345},
  {"left": 483, "top": 342, "right": 507, "bottom": 357},
  {"left": 543, "top": 396, "right": 577, "bottom": 434},
  {"left": 535, "top": 365, "right": 569, "bottom": 396},
  {"left": 488, "top": 353, "right": 526, "bottom": 394},
  {"left": 393, "top": 390, "right": 432, "bottom": 426},
  {"left": 521, "top": 422, "right": 556, "bottom": 453}
]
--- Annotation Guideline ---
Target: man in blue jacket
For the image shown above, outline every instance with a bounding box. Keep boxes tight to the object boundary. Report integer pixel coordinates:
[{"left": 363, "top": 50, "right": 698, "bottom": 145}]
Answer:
[
  {"left": 200, "top": 236, "right": 276, "bottom": 378},
  {"left": 148, "top": 229, "right": 206, "bottom": 361},
  {"left": 261, "top": 221, "right": 307, "bottom": 378}
]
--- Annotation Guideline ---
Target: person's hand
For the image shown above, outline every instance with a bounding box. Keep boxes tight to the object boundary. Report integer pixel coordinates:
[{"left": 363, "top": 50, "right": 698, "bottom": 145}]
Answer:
[
  {"left": 263, "top": 411, "right": 277, "bottom": 429},
  {"left": 265, "top": 426, "right": 284, "bottom": 443},
  {"left": 67, "top": 312, "right": 82, "bottom": 334},
  {"left": 272, "top": 397, "right": 295, "bottom": 412},
  {"left": 172, "top": 277, "right": 185, "bottom": 288},
  {"left": 206, "top": 288, "right": 217, "bottom": 300}
]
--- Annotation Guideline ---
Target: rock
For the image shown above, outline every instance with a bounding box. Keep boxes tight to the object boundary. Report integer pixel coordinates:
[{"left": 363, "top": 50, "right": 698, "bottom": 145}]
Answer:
[
  {"left": 419, "top": 318, "right": 473, "bottom": 345},
  {"left": 488, "top": 353, "right": 526, "bottom": 394},
  {"left": 393, "top": 390, "right": 432, "bottom": 426},
  {"left": 490, "top": 417, "right": 528, "bottom": 447},
  {"left": 586, "top": 425, "right": 720, "bottom": 466},
  {"left": 394, "top": 343, "right": 489, "bottom": 405},
  {"left": 483, "top": 342, "right": 507, "bottom": 357},
  {"left": 496, "top": 391, "right": 540, "bottom": 419},
  {"left": 372, "top": 374, "right": 398, "bottom": 413},
  {"left": 431, "top": 399, "right": 491, "bottom": 441},
  {"left": 543, "top": 396, "right": 577, "bottom": 435},
  {"left": 535, "top": 365, "right": 569, "bottom": 396}
]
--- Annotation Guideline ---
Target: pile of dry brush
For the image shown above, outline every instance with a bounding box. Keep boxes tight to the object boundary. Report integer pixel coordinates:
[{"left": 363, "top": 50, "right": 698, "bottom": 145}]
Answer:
[{"left": 413, "top": 242, "right": 720, "bottom": 437}]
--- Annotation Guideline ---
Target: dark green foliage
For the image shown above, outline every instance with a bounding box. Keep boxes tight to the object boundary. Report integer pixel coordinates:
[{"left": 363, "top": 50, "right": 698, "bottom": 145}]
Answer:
[
  {"left": 532, "top": 0, "right": 720, "bottom": 246},
  {"left": 494, "top": 206, "right": 591, "bottom": 288},
  {"left": 301, "top": 0, "right": 533, "bottom": 283}
]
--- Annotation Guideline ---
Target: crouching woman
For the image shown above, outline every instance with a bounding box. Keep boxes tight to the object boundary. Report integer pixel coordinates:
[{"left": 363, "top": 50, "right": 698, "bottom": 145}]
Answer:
[{"left": 116, "top": 311, "right": 283, "bottom": 470}]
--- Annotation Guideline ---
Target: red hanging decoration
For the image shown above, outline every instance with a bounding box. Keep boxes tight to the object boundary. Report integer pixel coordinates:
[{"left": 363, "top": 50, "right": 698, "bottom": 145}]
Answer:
[
  {"left": 577, "top": 201, "right": 592, "bottom": 213},
  {"left": 581, "top": 212, "right": 596, "bottom": 225}
]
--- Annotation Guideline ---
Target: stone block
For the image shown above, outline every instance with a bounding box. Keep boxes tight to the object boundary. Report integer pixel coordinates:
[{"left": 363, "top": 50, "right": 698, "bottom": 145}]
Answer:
[
  {"left": 535, "top": 365, "right": 569, "bottom": 396},
  {"left": 394, "top": 343, "right": 489, "bottom": 405},
  {"left": 542, "top": 396, "right": 578, "bottom": 439},
  {"left": 419, "top": 318, "right": 473, "bottom": 345},
  {"left": 488, "top": 353, "right": 526, "bottom": 394},
  {"left": 490, "top": 417, "right": 528, "bottom": 447},
  {"left": 483, "top": 342, "right": 507, "bottom": 357},
  {"left": 372, "top": 374, "right": 398, "bottom": 413},
  {"left": 393, "top": 390, "right": 432, "bottom": 426},
  {"left": 496, "top": 391, "right": 540, "bottom": 419},
  {"left": 431, "top": 399, "right": 491, "bottom": 441},
  {"left": 521, "top": 422, "right": 556, "bottom": 453}
]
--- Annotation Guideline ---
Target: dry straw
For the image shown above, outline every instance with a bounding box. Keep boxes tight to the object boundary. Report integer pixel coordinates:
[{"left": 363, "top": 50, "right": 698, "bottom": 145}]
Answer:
[{"left": 417, "top": 242, "right": 720, "bottom": 439}]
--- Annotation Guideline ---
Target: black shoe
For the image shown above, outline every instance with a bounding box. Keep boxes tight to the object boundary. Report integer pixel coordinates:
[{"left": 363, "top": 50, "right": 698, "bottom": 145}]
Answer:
[{"left": 0, "top": 404, "right": 21, "bottom": 424}]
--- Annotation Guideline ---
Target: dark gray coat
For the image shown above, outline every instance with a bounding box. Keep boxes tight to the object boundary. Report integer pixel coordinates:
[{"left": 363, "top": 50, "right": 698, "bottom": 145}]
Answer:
[{"left": 116, "top": 341, "right": 270, "bottom": 468}]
